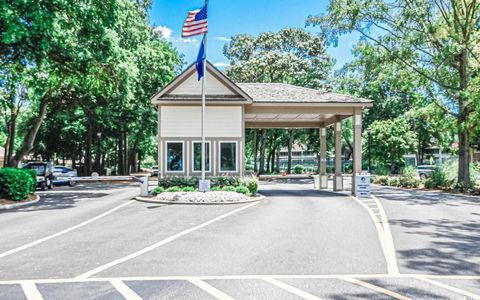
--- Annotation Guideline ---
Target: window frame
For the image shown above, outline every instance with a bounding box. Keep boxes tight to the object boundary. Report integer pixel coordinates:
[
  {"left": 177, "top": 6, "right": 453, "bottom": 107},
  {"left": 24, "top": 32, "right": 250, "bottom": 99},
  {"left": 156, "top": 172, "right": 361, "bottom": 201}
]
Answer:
[
  {"left": 165, "top": 141, "right": 185, "bottom": 173},
  {"left": 219, "top": 141, "right": 238, "bottom": 173},
  {"left": 191, "top": 141, "right": 211, "bottom": 173}
]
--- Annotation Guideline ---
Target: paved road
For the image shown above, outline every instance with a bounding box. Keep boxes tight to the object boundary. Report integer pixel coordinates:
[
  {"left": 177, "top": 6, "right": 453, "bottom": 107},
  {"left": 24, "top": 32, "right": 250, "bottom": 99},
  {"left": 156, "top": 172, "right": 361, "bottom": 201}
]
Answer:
[
  {"left": 373, "top": 186, "right": 480, "bottom": 276},
  {"left": 0, "top": 181, "right": 479, "bottom": 299}
]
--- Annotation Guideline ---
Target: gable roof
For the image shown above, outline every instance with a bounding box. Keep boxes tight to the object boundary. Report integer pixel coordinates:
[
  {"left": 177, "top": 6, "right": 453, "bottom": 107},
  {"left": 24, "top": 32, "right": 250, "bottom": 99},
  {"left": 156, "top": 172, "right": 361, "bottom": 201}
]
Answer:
[
  {"left": 237, "top": 83, "right": 372, "bottom": 104},
  {"left": 151, "top": 61, "right": 252, "bottom": 103}
]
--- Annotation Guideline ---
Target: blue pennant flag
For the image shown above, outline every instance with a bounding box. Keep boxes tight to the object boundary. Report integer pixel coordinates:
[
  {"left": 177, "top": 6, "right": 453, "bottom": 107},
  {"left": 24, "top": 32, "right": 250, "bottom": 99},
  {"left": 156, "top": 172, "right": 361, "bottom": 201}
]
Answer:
[{"left": 196, "top": 37, "right": 206, "bottom": 81}]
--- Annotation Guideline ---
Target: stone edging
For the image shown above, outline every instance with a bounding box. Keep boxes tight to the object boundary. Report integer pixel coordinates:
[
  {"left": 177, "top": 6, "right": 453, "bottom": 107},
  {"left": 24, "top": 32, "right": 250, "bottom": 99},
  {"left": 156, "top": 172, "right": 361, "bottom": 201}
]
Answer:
[
  {"left": 0, "top": 194, "right": 41, "bottom": 211},
  {"left": 135, "top": 193, "right": 266, "bottom": 205}
]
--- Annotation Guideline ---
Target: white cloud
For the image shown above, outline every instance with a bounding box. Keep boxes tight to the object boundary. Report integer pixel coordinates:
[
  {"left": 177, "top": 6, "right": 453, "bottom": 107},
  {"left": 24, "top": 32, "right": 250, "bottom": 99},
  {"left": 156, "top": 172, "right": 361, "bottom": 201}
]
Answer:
[
  {"left": 153, "top": 25, "right": 172, "bottom": 39},
  {"left": 214, "top": 36, "right": 231, "bottom": 42},
  {"left": 179, "top": 38, "right": 199, "bottom": 44},
  {"left": 213, "top": 62, "right": 229, "bottom": 68}
]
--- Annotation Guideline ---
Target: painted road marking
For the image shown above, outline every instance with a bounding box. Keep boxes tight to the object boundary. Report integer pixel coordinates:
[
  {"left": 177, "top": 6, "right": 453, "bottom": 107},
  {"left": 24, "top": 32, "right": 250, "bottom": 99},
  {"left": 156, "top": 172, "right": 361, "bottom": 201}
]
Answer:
[
  {"left": 188, "top": 278, "right": 234, "bottom": 300},
  {"left": 109, "top": 279, "right": 142, "bottom": 300},
  {"left": 342, "top": 277, "right": 412, "bottom": 300},
  {"left": 21, "top": 281, "right": 44, "bottom": 300},
  {"left": 76, "top": 202, "right": 260, "bottom": 279},
  {"left": 4, "top": 274, "right": 480, "bottom": 285},
  {"left": 263, "top": 278, "right": 323, "bottom": 300},
  {"left": 416, "top": 277, "right": 480, "bottom": 300},
  {"left": 350, "top": 195, "right": 399, "bottom": 275},
  {"left": 0, "top": 200, "right": 135, "bottom": 259}
]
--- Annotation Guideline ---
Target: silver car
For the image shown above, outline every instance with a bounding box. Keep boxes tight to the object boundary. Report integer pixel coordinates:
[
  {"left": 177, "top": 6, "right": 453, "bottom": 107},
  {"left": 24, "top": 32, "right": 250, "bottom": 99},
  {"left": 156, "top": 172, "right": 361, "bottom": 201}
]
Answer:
[
  {"left": 150, "top": 166, "right": 159, "bottom": 177},
  {"left": 53, "top": 166, "right": 78, "bottom": 186}
]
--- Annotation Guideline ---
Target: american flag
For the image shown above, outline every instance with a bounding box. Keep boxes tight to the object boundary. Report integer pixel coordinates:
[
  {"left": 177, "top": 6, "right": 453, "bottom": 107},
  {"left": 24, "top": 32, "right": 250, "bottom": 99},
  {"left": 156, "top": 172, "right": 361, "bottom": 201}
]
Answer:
[{"left": 182, "top": 5, "right": 208, "bottom": 37}]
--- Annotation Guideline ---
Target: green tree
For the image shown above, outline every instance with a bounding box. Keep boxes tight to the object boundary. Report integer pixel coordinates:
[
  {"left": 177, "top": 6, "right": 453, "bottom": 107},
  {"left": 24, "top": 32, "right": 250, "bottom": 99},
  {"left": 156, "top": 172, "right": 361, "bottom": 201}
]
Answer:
[
  {"left": 366, "top": 118, "right": 417, "bottom": 171},
  {"left": 308, "top": 0, "right": 480, "bottom": 186}
]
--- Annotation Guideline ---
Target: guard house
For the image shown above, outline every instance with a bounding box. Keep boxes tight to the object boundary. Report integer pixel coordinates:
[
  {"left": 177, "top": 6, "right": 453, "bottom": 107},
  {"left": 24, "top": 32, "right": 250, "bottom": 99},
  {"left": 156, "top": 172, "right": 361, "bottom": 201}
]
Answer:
[{"left": 151, "top": 62, "right": 373, "bottom": 195}]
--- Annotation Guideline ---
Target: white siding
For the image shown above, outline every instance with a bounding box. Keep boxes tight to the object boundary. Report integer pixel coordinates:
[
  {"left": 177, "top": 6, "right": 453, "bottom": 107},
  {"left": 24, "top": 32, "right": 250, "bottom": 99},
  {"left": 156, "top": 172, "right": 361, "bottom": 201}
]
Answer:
[
  {"left": 167, "top": 72, "right": 235, "bottom": 95},
  {"left": 161, "top": 106, "right": 242, "bottom": 137}
]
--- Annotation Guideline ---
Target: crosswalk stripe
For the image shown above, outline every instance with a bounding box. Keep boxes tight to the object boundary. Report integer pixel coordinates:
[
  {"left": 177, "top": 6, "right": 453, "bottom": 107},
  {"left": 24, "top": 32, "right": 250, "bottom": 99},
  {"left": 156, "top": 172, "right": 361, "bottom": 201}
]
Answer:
[
  {"left": 109, "top": 279, "right": 142, "bottom": 300},
  {"left": 341, "top": 277, "right": 412, "bottom": 300},
  {"left": 188, "top": 278, "right": 234, "bottom": 300},
  {"left": 21, "top": 281, "right": 44, "bottom": 300},
  {"left": 417, "top": 277, "right": 480, "bottom": 300},
  {"left": 264, "top": 278, "right": 323, "bottom": 300}
]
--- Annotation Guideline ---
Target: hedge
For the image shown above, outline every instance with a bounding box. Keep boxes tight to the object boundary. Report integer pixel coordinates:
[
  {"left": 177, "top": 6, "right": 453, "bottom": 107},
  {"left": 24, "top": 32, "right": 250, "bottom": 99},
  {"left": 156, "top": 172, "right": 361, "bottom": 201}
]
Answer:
[
  {"left": 0, "top": 168, "right": 37, "bottom": 201},
  {"left": 154, "top": 176, "right": 259, "bottom": 196}
]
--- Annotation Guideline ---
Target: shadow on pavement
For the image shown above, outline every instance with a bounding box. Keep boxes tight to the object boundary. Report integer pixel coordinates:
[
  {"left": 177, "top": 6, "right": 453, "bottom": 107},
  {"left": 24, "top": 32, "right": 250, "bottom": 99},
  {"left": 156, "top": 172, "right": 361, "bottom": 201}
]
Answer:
[
  {"left": 373, "top": 186, "right": 480, "bottom": 207},
  {"left": 0, "top": 183, "right": 136, "bottom": 214},
  {"left": 390, "top": 217, "right": 480, "bottom": 275}
]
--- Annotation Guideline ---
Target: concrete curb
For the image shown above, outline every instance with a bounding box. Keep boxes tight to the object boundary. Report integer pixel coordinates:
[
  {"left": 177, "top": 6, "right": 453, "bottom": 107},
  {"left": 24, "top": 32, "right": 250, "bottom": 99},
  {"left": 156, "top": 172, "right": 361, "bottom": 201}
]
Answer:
[
  {"left": 0, "top": 194, "right": 41, "bottom": 211},
  {"left": 135, "top": 193, "right": 266, "bottom": 205}
]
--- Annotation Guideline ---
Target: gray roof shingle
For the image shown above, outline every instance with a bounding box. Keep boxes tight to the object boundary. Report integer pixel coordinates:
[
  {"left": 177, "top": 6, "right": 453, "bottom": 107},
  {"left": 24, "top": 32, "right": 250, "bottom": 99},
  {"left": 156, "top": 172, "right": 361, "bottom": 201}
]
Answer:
[{"left": 237, "top": 83, "right": 372, "bottom": 103}]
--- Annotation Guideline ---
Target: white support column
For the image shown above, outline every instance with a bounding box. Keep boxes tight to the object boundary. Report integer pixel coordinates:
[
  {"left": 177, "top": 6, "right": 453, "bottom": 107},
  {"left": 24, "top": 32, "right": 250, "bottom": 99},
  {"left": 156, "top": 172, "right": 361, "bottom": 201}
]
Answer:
[
  {"left": 157, "top": 106, "right": 162, "bottom": 181},
  {"left": 334, "top": 120, "right": 343, "bottom": 191},
  {"left": 352, "top": 108, "right": 363, "bottom": 196},
  {"left": 319, "top": 126, "right": 328, "bottom": 189}
]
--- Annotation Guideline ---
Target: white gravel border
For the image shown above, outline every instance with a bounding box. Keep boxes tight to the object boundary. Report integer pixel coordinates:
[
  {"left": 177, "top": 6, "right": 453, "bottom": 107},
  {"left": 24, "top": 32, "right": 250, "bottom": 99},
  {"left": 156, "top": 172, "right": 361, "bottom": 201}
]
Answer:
[
  {"left": 136, "top": 193, "right": 265, "bottom": 205},
  {"left": 0, "top": 194, "right": 40, "bottom": 211}
]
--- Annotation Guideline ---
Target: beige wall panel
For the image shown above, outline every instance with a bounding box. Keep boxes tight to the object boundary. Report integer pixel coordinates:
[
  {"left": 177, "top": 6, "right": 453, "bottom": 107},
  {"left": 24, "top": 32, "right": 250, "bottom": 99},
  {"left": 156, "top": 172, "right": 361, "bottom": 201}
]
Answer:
[
  {"left": 168, "top": 72, "right": 235, "bottom": 96},
  {"left": 161, "top": 106, "right": 242, "bottom": 138}
]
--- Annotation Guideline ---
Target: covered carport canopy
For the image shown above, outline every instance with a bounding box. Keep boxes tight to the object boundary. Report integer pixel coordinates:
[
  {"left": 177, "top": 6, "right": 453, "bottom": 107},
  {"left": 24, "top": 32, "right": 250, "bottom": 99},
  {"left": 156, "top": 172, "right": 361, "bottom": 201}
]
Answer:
[{"left": 238, "top": 83, "right": 373, "bottom": 194}]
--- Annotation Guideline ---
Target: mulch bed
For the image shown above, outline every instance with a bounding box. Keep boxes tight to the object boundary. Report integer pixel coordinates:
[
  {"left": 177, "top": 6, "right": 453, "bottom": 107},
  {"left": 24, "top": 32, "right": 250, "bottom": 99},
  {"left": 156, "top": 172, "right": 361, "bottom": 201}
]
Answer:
[{"left": 0, "top": 194, "right": 37, "bottom": 206}]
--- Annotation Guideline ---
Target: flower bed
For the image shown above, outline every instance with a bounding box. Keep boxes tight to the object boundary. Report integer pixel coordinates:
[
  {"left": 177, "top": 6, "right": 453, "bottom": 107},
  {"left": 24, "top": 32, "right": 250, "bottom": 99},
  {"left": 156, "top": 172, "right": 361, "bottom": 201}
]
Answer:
[{"left": 154, "top": 191, "right": 251, "bottom": 203}]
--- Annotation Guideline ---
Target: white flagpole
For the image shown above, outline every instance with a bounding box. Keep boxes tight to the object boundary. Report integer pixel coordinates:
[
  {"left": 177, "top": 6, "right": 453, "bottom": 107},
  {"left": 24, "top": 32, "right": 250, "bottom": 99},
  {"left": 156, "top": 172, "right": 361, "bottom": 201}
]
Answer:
[{"left": 201, "top": 0, "right": 208, "bottom": 185}]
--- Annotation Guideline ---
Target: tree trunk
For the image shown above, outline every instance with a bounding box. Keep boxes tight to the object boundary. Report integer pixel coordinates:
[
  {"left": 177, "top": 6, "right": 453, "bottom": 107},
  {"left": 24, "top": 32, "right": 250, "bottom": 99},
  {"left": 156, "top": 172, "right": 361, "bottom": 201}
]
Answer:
[
  {"left": 4, "top": 113, "right": 17, "bottom": 167},
  {"left": 118, "top": 134, "right": 125, "bottom": 175},
  {"left": 456, "top": 49, "right": 471, "bottom": 187},
  {"left": 287, "top": 130, "right": 293, "bottom": 174},
  {"left": 275, "top": 148, "right": 280, "bottom": 173},
  {"left": 259, "top": 129, "right": 267, "bottom": 174},
  {"left": 8, "top": 97, "right": 50, "bottom": 167},
  {"left": 253, "top": 130, "right": 258, "bottom": 173},
  {"left": 84, "top": 120, "right": 93, "bottom": 175}
]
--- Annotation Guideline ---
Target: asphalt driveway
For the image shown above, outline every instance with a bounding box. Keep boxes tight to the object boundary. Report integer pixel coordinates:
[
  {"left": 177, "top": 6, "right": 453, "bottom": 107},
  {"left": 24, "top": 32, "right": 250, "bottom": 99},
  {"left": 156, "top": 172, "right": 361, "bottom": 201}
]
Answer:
[{"left": 1, "top": 180, "right": 480, "bottom": 299}]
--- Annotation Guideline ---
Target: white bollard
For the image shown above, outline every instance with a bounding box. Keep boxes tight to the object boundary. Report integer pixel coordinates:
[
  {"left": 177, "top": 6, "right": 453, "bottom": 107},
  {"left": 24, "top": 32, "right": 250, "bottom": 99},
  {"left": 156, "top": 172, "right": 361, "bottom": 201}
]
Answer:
[{"left": 140, "top": 176, "right": 149, "bottom": 196}]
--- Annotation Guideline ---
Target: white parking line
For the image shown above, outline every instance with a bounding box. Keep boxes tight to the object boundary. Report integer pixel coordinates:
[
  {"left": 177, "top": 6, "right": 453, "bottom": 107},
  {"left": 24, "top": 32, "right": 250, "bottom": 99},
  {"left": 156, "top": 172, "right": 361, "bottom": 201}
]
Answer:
[
  {"left": 263, "top": 278, "right": 323, "bottom": 300},
  {"left": 341, "top": 277, "right": 411, "bottom": 300},
  {"left": 21, "top": 281, "right": 44, "bottom": 300},
  {"left": 0, "top": 200, "right": 135, "bottom": 259},
  {"left": 350, "top": 195, "right": 399, "bottom": 275},
  {"left": 416, "top": 277, "right": 480, "bottom": 300},
  {"left": 109, "top": 279, "right": 142, "bottom": 300},
  {"left": 188, "top": 278, "right": 234, "bottom": 300},
  {"left": 76, "top": 202, "right": 260, "bottom": 279}
]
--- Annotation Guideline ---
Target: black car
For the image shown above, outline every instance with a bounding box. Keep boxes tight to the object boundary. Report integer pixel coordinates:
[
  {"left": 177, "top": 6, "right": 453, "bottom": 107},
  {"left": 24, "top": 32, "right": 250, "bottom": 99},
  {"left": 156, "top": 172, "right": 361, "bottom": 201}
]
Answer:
[{"left": 22, "top": 162, "right": 54, "bottom": 190}]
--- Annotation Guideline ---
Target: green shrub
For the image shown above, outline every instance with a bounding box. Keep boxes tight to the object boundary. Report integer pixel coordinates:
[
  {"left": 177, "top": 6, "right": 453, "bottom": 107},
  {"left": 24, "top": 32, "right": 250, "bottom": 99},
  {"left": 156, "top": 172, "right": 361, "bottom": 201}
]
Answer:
[
  {"left": 235, "top": 185, "right": 250, "bottom": 195},
  {"left": 158, "top": 177, "right": 198, "bottom": 188},
  {"left": 424, "top": 167, "right": 447, "bottom": 189},
  {"left": 0, "top": 168, "right": 36, "bottom": 201},
  {"left": 211, "top": 176, "right": 240, "bottom": 187},
  {"left": 373, "top": 175, "right": 389, "bottom": 185},
  {"left": 240, "top": 176, "right": 258, "bottom": 195},
  {"left": 182, "top": 186, "right": 196, "bottom": 192},
  {"left": 344, "top": 162, "right": 353, "bottom": 173},
  {"left": 387, "top": 177, "right": 399, "bottom": 187},
  {"left": 293, "top": 164, "right": 304, "bottom": 174},
  {"left": 398, "top": 177, "right": 420, "bottom": 188},
  {"left": 222, "top": 186, "right": 236, "bottom": 192},
  {"left": 152, "top": 187, "right": 164, "bottom": 195},
  {"left": 210, "top": 186, "right": 222, "bottom": 191},
  {"left": 167, "top": 186, "right": 181, "bottom": 192},
  {"left": 372, "top": 164, "right": 389, "bottom": 176},
  {"left": 402, "top": 166, "right": 417, "bottom": 180}
]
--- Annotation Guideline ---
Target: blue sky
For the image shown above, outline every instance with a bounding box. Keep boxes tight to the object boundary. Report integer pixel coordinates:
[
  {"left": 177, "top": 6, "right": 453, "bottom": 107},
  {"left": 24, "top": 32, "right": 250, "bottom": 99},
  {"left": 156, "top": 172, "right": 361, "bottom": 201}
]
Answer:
[{"left": 149, "top": 0, "right": 361, "bottom": 70}]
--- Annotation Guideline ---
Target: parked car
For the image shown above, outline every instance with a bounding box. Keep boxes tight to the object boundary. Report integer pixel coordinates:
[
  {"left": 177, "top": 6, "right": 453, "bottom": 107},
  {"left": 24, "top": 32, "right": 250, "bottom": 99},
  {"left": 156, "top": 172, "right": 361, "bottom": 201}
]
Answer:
[
  {"left": 150, "top": 166, "right": 159, "bottom": 177},
  {"left": 22, "top": 162, "right": 54, "bottom": 190},
  {"left": 53, "top": 166, "right": 78, "bottom": 186},
  {"left": 417, "top": 165, "right": 435, "bottom": 180}
]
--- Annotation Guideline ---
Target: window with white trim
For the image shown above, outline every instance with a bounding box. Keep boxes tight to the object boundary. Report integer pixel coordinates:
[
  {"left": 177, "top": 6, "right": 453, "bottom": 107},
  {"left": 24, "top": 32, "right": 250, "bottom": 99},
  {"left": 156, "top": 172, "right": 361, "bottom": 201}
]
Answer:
[
  {"left": 220, "top": 142, "right": 237, "bottom": 172},
  {"left": 166, "top": 142, "right": 184, "bottom": 172},
  {"left": 193, "top": 141, "right": 210, "bottom": 172}
]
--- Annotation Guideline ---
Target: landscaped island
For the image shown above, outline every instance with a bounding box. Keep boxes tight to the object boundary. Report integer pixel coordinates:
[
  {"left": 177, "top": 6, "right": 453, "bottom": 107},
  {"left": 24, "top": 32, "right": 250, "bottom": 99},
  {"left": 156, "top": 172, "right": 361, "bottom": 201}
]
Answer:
[{"left": 146, "top": 176, "right": 260, "bottom": 204}]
